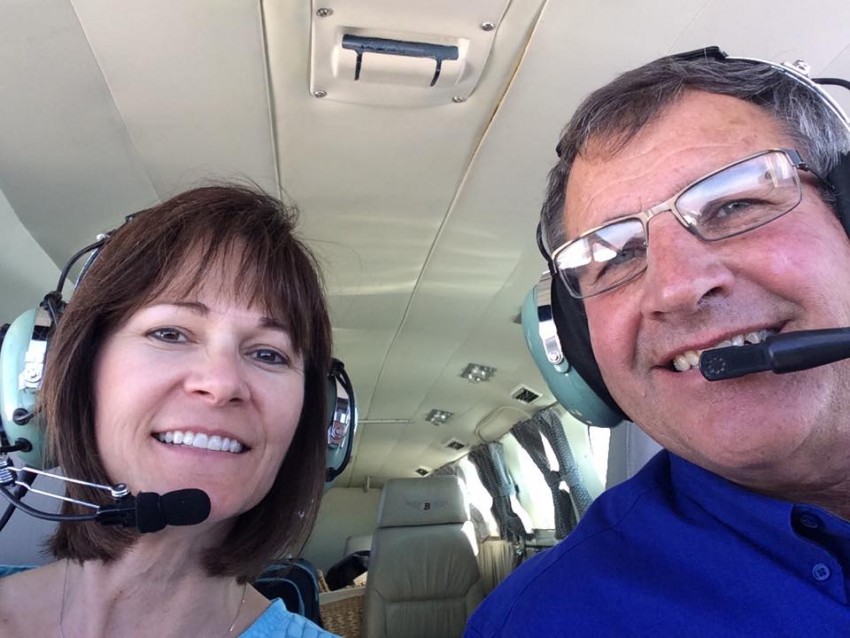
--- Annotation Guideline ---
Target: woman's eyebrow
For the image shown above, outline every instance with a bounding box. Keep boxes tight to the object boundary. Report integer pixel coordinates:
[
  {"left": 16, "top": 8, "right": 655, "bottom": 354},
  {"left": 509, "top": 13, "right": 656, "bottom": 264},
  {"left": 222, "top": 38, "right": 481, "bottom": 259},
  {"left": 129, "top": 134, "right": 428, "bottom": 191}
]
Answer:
[
  {"left": 164, "top": 300, "right": 208, "bottom": 315},
  {"left": 258, "top": 316, "right": 289, "bottom": 332},
  {"left": 149, "top": 301, "right": 289, "bottom": 332}
]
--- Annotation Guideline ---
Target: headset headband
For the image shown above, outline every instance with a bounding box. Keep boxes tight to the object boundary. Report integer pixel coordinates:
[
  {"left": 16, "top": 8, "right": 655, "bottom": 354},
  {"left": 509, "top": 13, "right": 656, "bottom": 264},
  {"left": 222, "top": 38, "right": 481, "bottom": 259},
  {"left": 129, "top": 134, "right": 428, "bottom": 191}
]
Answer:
[{"left": 687, "top": 47, "right": 850, "bottom": 122}]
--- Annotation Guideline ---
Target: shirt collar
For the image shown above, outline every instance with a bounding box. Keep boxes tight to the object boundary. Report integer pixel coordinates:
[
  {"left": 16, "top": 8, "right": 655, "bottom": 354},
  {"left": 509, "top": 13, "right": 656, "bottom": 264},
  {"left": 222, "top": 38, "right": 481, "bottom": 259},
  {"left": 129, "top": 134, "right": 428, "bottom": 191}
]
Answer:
[{"left": 668, "top": 452, "right": 850, "bottom": 567}]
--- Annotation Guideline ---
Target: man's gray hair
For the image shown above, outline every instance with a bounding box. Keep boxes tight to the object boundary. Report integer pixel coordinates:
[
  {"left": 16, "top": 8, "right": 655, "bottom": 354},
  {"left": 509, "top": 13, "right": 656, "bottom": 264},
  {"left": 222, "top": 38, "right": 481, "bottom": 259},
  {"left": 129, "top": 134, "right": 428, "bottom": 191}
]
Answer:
[{"left": 540, "top": 54, "right": 850, "bottom": 253}]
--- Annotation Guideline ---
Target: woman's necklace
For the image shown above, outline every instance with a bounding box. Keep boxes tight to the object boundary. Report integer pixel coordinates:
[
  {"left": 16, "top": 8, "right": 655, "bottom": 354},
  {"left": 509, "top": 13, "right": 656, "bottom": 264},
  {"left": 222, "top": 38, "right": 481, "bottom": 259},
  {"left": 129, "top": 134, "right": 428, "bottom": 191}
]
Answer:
[
  {"left": 57, "top": 559, "right": 70, "bottom": 638},
  {"left": 58, "top": 561, "right": 248, "bottom": 637},
  {"left": 228, "top": 582, "right": 249, "bottom": 634}
]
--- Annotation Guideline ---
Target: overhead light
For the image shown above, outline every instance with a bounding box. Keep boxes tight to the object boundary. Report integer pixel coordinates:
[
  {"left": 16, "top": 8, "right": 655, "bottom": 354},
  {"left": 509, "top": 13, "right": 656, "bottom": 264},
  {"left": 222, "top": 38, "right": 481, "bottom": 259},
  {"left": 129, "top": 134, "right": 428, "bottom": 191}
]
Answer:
[
  {"left": 426, "top": 409, "right": 453, "bottom": 426},
  {"left": 461, "top": 363, "right": 496, "bottom": 383}
]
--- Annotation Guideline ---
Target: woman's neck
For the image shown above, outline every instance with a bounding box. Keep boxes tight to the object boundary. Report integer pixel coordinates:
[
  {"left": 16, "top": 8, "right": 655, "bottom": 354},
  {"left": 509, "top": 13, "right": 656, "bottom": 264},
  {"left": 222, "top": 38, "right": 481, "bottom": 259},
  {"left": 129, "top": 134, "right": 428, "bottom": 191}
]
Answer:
[{"left": 58, "top": 543, "right": 246, "bottom": 638}]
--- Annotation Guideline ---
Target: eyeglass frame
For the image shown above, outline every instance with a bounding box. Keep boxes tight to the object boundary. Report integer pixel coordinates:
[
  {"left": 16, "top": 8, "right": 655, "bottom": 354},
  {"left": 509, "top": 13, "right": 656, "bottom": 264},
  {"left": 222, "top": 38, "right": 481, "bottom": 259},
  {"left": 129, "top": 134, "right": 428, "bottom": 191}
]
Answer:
[{"left": 550, "top": 148, "right": 832, "bottom": 299}]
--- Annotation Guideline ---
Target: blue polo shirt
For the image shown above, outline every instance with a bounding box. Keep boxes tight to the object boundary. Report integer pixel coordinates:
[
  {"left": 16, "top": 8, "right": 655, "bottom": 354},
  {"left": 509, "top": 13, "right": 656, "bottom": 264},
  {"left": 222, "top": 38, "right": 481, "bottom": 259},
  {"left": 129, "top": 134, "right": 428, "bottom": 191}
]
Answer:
[{"left": 466, "top": 450, "right": 850, "bottom": 637}]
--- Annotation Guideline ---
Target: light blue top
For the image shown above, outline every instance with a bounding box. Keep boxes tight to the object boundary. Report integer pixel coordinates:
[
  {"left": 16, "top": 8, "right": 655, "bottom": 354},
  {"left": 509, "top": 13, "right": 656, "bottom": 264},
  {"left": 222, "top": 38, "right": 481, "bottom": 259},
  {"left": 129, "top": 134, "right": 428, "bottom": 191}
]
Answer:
[
  {"left": 242, "top": 599, "right": 339, "bottom": 638},
  {"left": 0, "top": 569, "right": 338, "bottom": 638},
  {"left": 0, "top": 564, "right": 32, "bottom": 577}
]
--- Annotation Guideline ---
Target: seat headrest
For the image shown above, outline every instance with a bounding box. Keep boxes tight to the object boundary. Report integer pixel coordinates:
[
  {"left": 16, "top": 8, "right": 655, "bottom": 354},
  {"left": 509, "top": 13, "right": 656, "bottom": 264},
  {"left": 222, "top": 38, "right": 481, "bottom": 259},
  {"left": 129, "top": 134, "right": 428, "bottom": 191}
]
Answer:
[
  {"left": 377, "top": 476, "right": 470, "bottom": 528},
  {"left": 344, "top": 533, "right": 373, "bottom": 555}
]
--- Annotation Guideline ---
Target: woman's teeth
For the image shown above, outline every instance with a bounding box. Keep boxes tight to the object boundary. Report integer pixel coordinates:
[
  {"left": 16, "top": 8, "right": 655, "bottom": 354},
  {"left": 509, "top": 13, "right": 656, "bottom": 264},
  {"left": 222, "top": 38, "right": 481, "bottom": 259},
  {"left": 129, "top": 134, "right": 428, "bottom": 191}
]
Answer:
[
  {"left": 673, "top": 329, "right": 774, "bottom": 372},
  {"left": 154, "top": 430, "right": 244, "bottom": 453}
]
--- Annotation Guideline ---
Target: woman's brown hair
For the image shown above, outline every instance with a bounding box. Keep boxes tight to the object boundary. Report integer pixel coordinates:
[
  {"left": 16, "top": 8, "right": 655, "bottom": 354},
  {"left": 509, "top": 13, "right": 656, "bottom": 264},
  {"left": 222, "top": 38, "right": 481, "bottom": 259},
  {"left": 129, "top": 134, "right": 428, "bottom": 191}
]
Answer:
[{"left": 41, "top": 184, "right": 332, "bottom": 581}]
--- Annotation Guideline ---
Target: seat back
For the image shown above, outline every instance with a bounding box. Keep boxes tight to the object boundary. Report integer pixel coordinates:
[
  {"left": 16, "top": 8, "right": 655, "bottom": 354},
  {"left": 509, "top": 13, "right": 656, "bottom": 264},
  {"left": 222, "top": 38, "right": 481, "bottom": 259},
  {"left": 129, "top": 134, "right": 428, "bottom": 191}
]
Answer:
[
  {"left": 254, "top": 559, "right": 323, "bottom": 627},
  {"left": 364, "top": 476, "right": 484, "bottom": 638}
]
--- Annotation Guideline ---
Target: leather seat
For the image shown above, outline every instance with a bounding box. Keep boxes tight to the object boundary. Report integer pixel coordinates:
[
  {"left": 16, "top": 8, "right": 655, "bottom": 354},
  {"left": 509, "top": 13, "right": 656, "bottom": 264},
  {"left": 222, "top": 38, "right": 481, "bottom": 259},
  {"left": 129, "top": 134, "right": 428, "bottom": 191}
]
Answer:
[{"left": 364, "top": 475, "right": 484, "bottom": 638}]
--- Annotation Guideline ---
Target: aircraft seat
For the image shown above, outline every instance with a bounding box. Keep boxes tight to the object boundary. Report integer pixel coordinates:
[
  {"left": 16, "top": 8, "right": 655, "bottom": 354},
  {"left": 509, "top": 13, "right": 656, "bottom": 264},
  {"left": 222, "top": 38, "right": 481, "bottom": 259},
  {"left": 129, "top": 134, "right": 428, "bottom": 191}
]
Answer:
[{"left": 364, "top": 475, "right": 484, "bottom": 638}]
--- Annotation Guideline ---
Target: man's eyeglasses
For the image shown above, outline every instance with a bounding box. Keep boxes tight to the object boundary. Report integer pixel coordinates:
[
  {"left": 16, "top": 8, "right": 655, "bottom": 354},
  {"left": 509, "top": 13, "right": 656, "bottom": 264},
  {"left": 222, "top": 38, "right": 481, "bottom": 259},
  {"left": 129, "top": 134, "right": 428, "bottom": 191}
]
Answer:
[{"left": 551, "top": 149, "right": 825, "bottom": 299}]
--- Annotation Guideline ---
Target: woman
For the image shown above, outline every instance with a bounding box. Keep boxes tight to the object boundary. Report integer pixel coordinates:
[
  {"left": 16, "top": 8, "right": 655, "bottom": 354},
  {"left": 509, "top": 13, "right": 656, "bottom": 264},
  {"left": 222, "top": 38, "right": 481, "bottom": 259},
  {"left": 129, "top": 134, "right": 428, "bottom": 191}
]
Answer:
[{"left": 0, "top": 185, "right": 340, "bottom": 636}]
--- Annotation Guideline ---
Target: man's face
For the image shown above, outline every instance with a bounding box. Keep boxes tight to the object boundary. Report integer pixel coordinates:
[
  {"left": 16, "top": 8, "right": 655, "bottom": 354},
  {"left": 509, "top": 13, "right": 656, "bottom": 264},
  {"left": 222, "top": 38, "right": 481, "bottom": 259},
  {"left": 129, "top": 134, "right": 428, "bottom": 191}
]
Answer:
[{"left": 565, "top": 91, "right": 850, "bottom": 492}]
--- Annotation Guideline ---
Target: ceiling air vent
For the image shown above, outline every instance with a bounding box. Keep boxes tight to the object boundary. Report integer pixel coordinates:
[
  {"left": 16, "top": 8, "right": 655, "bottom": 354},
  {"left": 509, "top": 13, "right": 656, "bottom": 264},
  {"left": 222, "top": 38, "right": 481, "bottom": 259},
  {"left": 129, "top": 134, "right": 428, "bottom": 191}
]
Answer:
[
  {"left": 414, "top": 467, "right": 430, "bottom": 477},
  {"left": 512, "top": 385, "right": 542, "bottom": 405},
  {"left": 445, "top": 439, "right": 466, "bottom": 451}
]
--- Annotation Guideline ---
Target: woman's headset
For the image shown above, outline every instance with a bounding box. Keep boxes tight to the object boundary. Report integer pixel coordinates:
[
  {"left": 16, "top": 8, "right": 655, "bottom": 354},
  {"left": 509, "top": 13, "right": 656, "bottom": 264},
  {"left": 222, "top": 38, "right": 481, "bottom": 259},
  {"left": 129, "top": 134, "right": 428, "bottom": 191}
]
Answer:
[
  {"left": 522, "top": 46, "right": 850, "bottom": 428},
  {"left": 0, "top": 224, "right": 357, "bottom": 479}
]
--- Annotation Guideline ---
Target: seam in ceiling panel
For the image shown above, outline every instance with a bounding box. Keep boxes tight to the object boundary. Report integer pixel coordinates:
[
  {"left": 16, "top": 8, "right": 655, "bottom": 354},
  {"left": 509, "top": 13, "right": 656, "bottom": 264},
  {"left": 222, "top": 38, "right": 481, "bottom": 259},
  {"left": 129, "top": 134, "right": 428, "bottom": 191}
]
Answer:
[
  {"left": 69, "top": 0, "right": 159, "bottom": 199},
  {"left": 259, "top": 0, "right": 283, "bottom": 198},
  {"left": 368, "top": 0, "right": 549, "bottom": 416}
]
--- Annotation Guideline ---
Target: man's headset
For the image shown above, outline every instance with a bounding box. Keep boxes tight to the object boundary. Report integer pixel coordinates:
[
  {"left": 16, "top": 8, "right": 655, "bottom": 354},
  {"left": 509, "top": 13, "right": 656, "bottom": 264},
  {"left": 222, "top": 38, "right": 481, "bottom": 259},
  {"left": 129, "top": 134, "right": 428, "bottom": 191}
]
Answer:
[
  {"left": 522, "top": 46, "right": 850, "bottom": 428},
  {"left": 0, "top": 221, "right": 357, "bottom": 482}
]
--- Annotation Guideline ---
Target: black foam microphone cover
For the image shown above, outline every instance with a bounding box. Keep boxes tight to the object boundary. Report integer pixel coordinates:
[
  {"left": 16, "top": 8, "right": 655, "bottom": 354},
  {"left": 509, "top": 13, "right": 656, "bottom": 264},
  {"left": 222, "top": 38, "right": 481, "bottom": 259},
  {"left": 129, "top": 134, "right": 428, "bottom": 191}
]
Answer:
[{"left": 135, "top": 489, "right": 211, "bottom": 533}]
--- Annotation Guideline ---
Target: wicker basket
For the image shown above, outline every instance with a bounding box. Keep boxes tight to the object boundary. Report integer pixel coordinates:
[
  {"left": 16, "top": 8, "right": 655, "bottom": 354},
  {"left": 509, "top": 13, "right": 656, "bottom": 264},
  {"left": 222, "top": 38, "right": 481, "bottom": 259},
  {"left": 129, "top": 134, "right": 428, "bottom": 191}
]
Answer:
[{"left": 320, "top": 587, "right": 365, "bottom": 638}]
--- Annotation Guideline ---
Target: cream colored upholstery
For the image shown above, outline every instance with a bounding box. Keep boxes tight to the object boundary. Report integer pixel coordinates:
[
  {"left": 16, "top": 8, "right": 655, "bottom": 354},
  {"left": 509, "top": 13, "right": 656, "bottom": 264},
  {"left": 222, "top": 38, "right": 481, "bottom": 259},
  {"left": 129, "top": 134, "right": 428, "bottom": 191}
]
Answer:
[{"left": 364, "top": 476, "right": 485, "bottom": 638}]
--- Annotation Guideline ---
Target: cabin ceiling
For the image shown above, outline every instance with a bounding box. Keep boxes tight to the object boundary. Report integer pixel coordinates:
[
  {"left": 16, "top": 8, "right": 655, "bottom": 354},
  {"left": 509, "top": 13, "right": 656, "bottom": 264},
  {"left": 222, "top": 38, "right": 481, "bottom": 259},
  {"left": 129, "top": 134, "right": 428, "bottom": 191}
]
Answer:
[{"left": 1, "top": 0, "right": 849, "bottom": 487}]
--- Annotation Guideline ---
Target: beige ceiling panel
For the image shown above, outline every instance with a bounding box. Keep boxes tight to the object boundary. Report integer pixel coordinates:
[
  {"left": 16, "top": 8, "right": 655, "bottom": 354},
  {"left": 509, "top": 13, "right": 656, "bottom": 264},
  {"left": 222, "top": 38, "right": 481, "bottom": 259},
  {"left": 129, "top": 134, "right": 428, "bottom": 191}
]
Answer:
[
  {"left": 0, "top": 0, "right": 157, "bottom": 263},
  {"left": 672, "top": 0, "right": 850, "bottom": 114},
  {"left": 0, "top": 190, "right": 62, "bottom": 319},
  {"left": 263, "top": 0, "right": 547, "bottom": 290},
  {"left": 349, "top": 407, "right": 472, "bottom": 485},
  {"left": 822, "top": 49, "right": 850, "bottom": 115},
  {"left": 670, "top": 0, "right": 850, "bottom": 66},
  {"left": 825, "top": 51, "right": 850, "bottom": 83},
  {"left": 71, "top": 0, "right": 279, "bottom": 197}
]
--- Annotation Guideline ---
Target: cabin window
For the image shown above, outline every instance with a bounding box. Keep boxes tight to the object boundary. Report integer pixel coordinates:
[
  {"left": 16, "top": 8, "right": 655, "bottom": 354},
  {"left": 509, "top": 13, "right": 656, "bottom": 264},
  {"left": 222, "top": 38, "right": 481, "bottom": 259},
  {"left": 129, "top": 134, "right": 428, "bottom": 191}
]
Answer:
[
  {"left": 588, "top": 426, "right": 611, "bottom": 487},
  {"left": 457, "top": 456, "right": 500, "bottom": 539}
]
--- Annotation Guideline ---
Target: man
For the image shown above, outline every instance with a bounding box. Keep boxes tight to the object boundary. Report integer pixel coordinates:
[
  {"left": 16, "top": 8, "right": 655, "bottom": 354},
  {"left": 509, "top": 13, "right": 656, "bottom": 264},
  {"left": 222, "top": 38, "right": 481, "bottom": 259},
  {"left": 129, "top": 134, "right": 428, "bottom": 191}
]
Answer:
[{"left": 466, "top": 49, "right": 850, "bottom": 636}]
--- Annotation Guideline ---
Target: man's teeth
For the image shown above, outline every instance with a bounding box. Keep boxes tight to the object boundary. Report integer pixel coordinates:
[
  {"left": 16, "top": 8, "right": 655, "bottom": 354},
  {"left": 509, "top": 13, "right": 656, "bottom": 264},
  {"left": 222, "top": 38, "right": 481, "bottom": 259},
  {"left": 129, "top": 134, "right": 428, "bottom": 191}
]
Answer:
[
  {"left": 673, "top": 330, "right": 774, "bottom": 372},
  {"left": 155, "top": 430, "right": 244, "bottom": 453}
]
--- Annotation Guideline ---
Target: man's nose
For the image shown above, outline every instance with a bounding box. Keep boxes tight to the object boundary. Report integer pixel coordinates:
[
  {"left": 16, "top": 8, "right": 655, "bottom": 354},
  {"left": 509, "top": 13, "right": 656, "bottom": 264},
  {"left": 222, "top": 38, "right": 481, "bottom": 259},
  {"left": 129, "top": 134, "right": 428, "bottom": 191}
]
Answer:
[
  {"left": 184, "top": 348, "right": 251, "bottom": 405},
  {"left": 639, "top": 215, "right": 735, "bottom": 318}
]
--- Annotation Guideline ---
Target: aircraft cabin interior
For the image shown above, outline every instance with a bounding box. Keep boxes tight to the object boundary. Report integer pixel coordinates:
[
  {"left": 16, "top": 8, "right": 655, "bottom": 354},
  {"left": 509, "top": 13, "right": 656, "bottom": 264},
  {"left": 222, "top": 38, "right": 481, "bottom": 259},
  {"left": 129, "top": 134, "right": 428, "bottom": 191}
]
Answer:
[{"left": 0, "top": 1, "right": 848, "bottom": 636}]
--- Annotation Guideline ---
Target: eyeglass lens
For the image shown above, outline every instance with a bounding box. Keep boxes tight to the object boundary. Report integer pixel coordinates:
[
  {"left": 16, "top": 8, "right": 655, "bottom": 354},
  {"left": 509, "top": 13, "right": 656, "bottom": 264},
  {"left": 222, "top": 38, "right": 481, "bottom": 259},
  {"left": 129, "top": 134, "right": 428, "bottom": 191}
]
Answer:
[{"left": 556, "top": 150, "right": 802, "bottom": 298}]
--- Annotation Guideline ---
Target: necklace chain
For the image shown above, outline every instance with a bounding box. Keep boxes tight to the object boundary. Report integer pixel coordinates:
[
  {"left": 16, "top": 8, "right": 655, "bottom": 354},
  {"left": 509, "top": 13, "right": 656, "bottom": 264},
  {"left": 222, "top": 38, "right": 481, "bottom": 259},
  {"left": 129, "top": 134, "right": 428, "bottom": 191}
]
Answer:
[
  {"left": 58, "top": 560, "right": 248, "bottom": 637},
  {"left": 228, "top": 582, "right": 249, "bottom": 635},
  {"left": 58, "top": 559, "right": 69, "bottom": 638}
]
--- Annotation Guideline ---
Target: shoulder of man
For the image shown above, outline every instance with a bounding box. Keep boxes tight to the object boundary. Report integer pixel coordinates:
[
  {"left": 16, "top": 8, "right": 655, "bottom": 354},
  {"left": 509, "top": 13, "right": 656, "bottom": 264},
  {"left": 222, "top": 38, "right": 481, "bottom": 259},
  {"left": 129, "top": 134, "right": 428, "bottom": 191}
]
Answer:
[{"left": 465, "top": 450, "right": 673, "bottom": 638}]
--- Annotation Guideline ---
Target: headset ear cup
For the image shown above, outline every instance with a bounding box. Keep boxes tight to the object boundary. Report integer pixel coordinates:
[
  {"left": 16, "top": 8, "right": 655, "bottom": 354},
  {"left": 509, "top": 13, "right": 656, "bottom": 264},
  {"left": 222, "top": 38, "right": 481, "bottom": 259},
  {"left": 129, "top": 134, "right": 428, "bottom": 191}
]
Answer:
[
  {"left": 324, "top": 359, "right": 356, "bottom": 483},
  {"left": 521, "top": 275, "right": 625, "bottom": 428},
  {"left": 0, "top": 308, "right": 51, "bottom": 468},
  {"left": 550, "top": 276, "right": 627, "bottom": 421}
]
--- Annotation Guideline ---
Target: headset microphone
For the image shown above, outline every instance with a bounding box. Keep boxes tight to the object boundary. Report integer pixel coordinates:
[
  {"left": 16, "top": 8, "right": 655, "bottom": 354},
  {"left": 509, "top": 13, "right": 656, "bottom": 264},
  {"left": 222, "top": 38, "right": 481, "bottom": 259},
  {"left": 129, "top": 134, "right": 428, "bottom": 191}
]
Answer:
[
  {"left": 96, "top": 489, "right": 212, "bottom": 533},
  {"left": 0, "top": 458, "right": 210, "bottom": 533},
  {"left": 699, "top": 328, "right": 850, "bottom": 381}
]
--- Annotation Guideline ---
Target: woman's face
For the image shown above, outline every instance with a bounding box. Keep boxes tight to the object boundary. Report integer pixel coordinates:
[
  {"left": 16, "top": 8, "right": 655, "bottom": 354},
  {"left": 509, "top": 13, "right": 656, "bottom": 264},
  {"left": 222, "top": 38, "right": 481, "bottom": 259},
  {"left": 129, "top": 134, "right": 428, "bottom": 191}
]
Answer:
[{"left": 92, "top": 252, "right": 306, "bottom": 523}]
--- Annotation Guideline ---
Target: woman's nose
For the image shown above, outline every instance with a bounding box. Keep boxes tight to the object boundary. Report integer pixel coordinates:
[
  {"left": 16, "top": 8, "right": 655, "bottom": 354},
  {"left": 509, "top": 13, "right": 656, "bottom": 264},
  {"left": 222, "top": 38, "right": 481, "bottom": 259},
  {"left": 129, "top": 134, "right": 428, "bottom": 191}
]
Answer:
[{"left": 183, "top": 348, "right": 251, "bottom": 405}]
